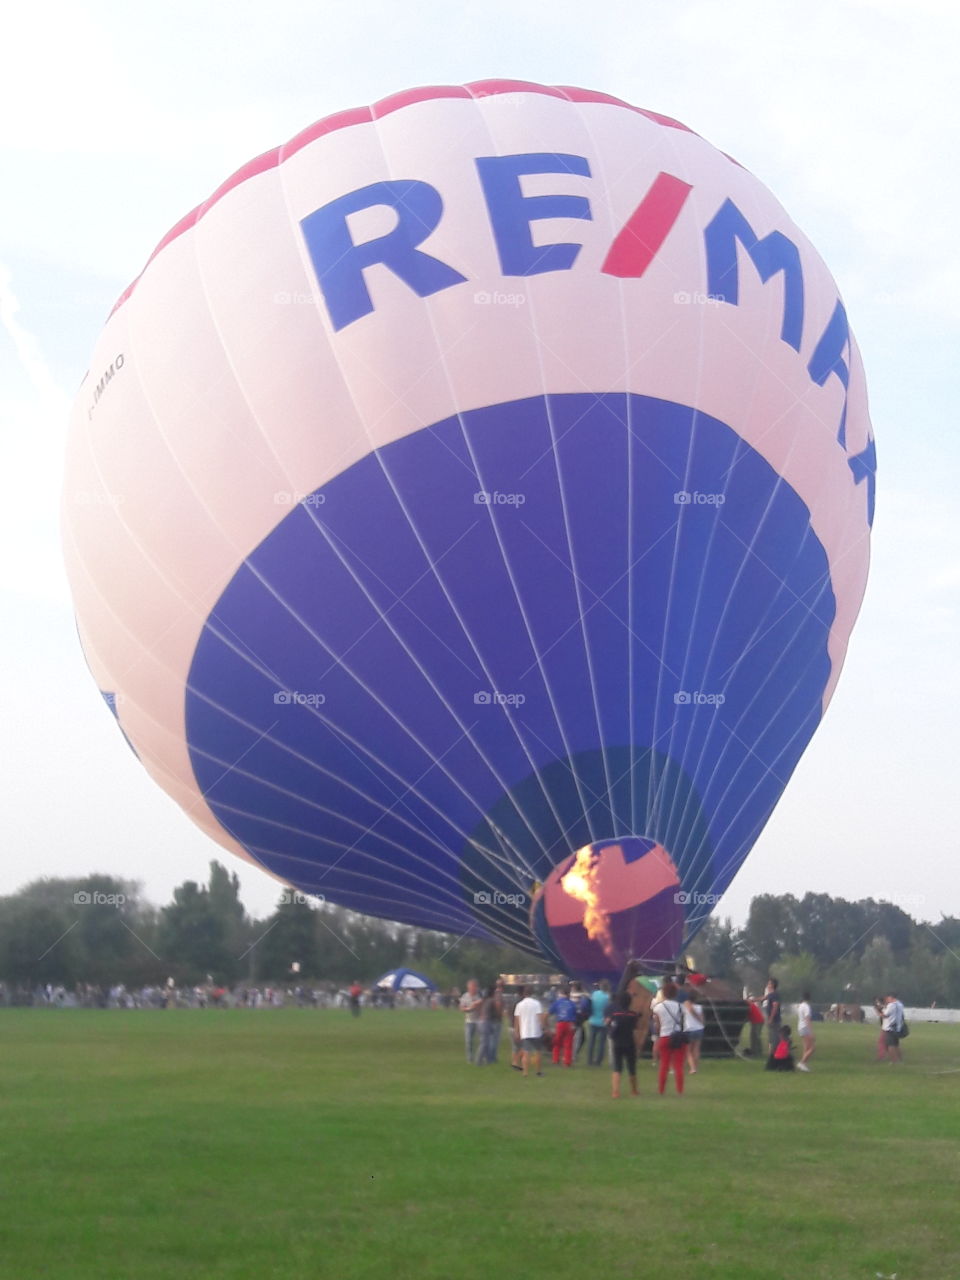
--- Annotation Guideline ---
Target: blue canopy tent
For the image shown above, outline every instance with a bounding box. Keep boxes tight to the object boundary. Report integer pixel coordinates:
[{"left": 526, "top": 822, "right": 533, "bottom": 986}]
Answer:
[{"left": 374, "top": 967, "right": 437, "bottom": 992}]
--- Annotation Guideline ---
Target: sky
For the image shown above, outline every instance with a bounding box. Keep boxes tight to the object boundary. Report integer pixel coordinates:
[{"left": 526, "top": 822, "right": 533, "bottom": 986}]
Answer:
[{"left": 2, "top": 0, "right": 958, "bottom": 930}]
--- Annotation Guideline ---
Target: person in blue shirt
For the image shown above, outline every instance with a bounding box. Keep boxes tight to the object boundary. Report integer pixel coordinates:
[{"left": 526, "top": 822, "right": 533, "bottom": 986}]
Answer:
[
  {"left": 571, "top": 983, "right": 593, "bottom": 1060},
  {"left": 587, "top": 980, "right": 611, "bottom": 1066},
  {"left": 548, "top": 987, "right": 578, "bottom": 1067}
]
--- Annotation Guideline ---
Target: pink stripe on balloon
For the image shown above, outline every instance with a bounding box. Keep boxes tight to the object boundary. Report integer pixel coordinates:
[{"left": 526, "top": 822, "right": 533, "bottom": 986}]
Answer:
[{"left": 107, "top": 82, "right": 715, "bottom": 317}]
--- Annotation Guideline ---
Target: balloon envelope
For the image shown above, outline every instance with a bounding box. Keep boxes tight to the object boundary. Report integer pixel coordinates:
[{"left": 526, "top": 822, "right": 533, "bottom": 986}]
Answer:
[{"left": 63, "top": 82, "right": 875, "bottom": 978}]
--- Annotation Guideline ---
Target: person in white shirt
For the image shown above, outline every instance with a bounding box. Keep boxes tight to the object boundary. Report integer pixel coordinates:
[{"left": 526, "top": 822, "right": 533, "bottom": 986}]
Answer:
[
  {"left": 459, "top": 979, "right": 483, "bottom": 1063},
  {"left": 796, "top": 991, "right": 815, "bottom": 1071},
  {"left": 652, "top": 980, "right": 687, "bottom": 1095},
  {"left": 684, "top": 995, "right": 705, "bottom": 1074},
  {"left": 881, "top": 992, "right": 905, "bottom": 1064},
  {"left": 513, "top": 986, "right": 545, "bottom": 1077}
]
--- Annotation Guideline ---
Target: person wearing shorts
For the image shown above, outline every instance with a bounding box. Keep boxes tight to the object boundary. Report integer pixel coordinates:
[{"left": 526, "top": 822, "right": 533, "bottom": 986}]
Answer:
[
  {"left": 606, "top": 991, "right": 640, "bottom": 1099},
  {"left": 797, "top": 991, "right": 815, "bottom": 1071},
  {"left": 513, "top": 985, "right": 545, "bottom": 1077},
  {"left": 684, "top": 996, "right": 705, "bottom": 1074}
]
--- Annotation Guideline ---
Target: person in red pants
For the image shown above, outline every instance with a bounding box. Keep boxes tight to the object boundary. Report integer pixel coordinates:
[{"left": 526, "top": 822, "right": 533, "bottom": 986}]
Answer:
[
  {"left": 652, "top": 980, "right": 686, "bottom": 1094},
  {"left": 548, "top": 987, "right": 578, "bottom": 1067}
]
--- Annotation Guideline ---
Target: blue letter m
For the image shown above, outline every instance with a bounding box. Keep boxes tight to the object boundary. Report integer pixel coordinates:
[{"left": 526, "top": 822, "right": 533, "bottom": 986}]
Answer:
[{"left": 704, "top": 199, "right": 805, "bottom": 351}]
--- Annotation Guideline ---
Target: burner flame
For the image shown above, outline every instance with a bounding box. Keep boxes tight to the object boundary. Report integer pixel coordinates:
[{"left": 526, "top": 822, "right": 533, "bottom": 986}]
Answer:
[{"left": 560, "top": 846, "right": 615, "bottom": 958}]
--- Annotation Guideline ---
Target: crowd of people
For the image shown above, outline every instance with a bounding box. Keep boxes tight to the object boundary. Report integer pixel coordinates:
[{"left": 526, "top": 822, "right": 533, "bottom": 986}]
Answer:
[
  {"left": 757, "top": 978, "right": 907, "bottom": 1070},
  {"left": 6, "top": 977, "right": 913, "bottom": 1080},
  {"left": 458, "top": 975, "right": 709, "bottom": 1097},
  {"left": 457, "top": 974, "right": 911, "bottom": 1096},
  {"left": 1, "top": 980, "right": 444, "bottom": 1010}
]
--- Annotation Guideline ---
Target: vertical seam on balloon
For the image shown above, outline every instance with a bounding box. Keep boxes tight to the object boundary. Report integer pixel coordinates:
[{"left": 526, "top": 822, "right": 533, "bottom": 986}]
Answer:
[
  {"left": 272, "top": 108, "right": 558, "bottom": 884},
  {"left": 639, "top": 125, "right": 711, "bottom": 885},
  {"left": 557, "top": 86, "right": 639, "bottom": 849},
  {"left": 358, "top": 93, "right": 607, "bottom": 869},
  {"left": 482, "top": 94, "right": 617, "bottom": 839},
  {"left": 374, "top": 90, "right": 579, "bottom": 863}
]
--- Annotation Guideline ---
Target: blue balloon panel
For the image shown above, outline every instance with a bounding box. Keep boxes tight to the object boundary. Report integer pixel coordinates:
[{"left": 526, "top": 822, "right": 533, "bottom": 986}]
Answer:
[{"left": 185, "top": 393, "right": 834, "bottom": 966}]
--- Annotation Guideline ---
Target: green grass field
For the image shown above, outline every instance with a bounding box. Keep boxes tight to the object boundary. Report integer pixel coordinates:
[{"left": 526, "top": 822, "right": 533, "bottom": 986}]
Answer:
[{"left": 0, "top": 1011, "right": 956, "bottom": 1280}]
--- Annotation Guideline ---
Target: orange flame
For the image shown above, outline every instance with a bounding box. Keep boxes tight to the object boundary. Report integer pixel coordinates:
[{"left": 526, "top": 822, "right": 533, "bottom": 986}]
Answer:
[{"left": 560, "top": 846, "right": 614, "bottom": 958}]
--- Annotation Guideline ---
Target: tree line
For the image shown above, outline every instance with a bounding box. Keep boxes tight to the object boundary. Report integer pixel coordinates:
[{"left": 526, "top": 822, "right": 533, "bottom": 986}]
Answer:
[
  {"left": 0, "top": 863, "right": 536, "bottom": 992},
  {"left": 687, "top": 892, "right": 960, "bottom": 1006},
  {"left": 2, "top": 869, "right": 957, "bottom": 1005}
]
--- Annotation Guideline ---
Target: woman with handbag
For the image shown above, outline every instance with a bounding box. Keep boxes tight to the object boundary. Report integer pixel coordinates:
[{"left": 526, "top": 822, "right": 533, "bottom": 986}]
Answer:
[{"left": 652, "top": 980, "right": 687, "bottom": 1095}]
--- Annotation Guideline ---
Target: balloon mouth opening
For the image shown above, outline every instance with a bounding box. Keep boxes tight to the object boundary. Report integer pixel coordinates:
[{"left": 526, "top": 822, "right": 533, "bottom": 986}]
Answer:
[{"left": 530, "top": 836, "right": 685, "bottom": 978}]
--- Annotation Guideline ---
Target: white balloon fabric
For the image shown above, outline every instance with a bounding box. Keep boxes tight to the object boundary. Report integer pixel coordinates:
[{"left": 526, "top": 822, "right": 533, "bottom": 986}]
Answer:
[{"left": 63, "top": 82, "right": 875, "bottom": 978}]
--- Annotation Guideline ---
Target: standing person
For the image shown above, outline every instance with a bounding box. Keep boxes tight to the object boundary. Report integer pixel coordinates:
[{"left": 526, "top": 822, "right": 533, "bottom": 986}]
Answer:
[
  {"left": 502, "top": 986, "right": 523, "bottom": 1071},
  {"left": 762, "top": 978, "right": 782, "bottom": 1053},
  {"left": 513, "top": 985, "right": 545, "bottom": 1077},
  {"left": 548, "top": 987, "right": 578, "bottom": 1068},
  {"left": 684, "top": 992, "right": 705, "bottom": 1074},
  {"left": 796, "top": 991, "right": 815, "bottom": 1071},
  {"left": 477, "top": 984, "right": 504, "bottom": 1065},
  {"left": 348, "top": 980, "right": 363, "bottom": 1018},
  {"left": 873, "top": 997, "right": 889, "bottom": 1061},
  {"left": 571, "top": 983, "right": 592, "bottom": 1061},
  {"left": 881, "top": 992, "right": 905, "bottom": 1064},
  {"left": 746, "top": 998, "right": 765, "bottom": 1057},
  {"left": 606, "top": 991, "right": 640, "bottom": 1099},
  {"left": 652, "top": 980, "right": 686, "bottom": 1095},
  {"left": 459, "top": 979, "right": 483, "bottom": 1063},
  {"left": 587, "top": 980, "right": 611, "bottom": 1066}
]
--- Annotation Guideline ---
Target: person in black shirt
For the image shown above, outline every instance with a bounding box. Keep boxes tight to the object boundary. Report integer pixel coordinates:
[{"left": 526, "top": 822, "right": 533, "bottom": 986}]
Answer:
[
  {"left": 762, "top": 978, "right": 782, "bottom": 1053},
  {"left": 606, "top": 991, "right": 640, "bottom": 1099}
]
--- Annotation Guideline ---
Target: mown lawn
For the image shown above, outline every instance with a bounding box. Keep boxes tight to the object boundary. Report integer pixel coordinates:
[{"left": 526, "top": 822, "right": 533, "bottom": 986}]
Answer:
[{"left": 0, "top": 1009, "right": 956, "bottom": 1279}]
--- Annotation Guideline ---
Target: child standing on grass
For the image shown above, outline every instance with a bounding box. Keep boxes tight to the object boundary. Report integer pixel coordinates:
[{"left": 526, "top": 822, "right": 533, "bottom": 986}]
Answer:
[{"left": 606, "top": 991, "right": 640, "bottom": 1099}]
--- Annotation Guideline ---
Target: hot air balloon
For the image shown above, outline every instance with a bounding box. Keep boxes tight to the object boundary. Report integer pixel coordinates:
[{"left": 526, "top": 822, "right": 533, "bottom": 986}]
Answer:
[{"left": 62, "top": 81, "right": 875, "bottom": 981}]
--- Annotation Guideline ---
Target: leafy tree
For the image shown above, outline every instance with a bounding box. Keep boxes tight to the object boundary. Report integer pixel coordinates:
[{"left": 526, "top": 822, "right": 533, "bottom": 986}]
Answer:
[
  {"left": 158, "top": 863, "right": 249, "bottom": 983},
  {"left": 741, "top": 893, "right": 800, "bottom": 972}
]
